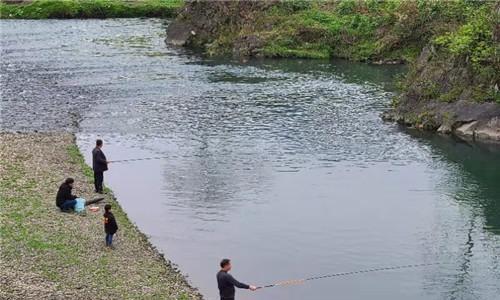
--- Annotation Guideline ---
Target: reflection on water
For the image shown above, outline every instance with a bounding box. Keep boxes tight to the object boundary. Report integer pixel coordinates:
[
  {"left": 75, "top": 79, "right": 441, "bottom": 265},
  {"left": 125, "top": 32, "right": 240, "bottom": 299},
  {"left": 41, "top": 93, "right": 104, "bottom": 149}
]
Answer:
[
  {"left": 1, "top": 19, "right": 499, "bottom": 300},
  {"left": 409, "top": 132, "right": 500, "bottom": 300},
  {"left": 409, "top": 131, "right": 500, "bottom": 232}
]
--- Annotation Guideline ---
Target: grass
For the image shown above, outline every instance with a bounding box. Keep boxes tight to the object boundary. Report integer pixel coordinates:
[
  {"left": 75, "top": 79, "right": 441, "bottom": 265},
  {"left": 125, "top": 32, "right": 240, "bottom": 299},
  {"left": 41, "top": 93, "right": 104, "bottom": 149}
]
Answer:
[
  {"left": 0, "top": 0, "right": 183, "bottom": 19},
  {"left": 0, "top": 133, "right": 201, "bottom": 299},
  {"left": 259, "top": 0, "right": 480, "bottom": 62},
  {"left": 197, "top": 0, "right": 494, "bottom": 66},
  {"left": 67, "top": 143, "right": 94, "bottom": 178}
]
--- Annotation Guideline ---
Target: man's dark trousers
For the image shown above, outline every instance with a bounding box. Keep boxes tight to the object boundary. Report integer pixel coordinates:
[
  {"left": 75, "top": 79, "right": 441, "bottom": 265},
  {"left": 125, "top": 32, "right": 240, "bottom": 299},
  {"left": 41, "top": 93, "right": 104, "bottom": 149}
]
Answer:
[{"left": 94, "top": 171, "right": 104, "bottom": 193}]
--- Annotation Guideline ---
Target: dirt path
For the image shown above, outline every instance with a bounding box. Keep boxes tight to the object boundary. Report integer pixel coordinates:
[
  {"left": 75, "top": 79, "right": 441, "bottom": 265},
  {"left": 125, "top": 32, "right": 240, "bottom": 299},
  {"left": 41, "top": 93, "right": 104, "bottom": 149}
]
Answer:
[{"left": 0, "top": 132, "right": 202, "bottom": 300}]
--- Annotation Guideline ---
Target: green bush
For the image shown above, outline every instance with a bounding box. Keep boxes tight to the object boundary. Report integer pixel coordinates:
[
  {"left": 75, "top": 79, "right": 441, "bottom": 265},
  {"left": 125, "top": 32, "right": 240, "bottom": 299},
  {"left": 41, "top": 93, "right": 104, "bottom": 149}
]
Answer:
[
  {"left": 255, "top": 0, "right": 493, "bottom": 62},
  {"left": 434, "top": 7, "right": 494, "bottom": 70}
]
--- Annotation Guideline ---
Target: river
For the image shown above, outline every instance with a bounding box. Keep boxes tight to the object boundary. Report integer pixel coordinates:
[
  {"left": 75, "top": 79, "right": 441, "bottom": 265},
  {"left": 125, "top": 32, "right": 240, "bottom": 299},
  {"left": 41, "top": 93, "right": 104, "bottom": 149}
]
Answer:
[{"left": 1, "top": 19, "right": 499, "bottom": 300}]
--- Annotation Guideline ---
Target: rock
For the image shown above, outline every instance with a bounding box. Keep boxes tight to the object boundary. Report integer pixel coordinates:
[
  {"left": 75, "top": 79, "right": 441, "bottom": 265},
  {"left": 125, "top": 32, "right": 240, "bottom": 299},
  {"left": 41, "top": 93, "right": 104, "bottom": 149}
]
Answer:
[
  {"left": 165, "top": 21, "right": 195, "bottom": 46},
  {"left": 437, "top": 124, "right": 452, "bottom": 134},
  {"left": 380, "top": 111, "right": 393, "bottom": 121},
  {"left": 474, "top": 117, "right": 500, "bottom": 141},
  {"left": 475, "top": 127, "right": 500, "bottom": 141},
  {"left": 386, "top": 97, "right": 500, "bottom": 142},
  {"left": 453, "top": 118, "right": 500, "bottom": 142},
  {"left": 165, "top": 0, "right": 278, "bottom": 56},
  {"left": 455, "top": 121, "right": 478, "bottom": 138}
]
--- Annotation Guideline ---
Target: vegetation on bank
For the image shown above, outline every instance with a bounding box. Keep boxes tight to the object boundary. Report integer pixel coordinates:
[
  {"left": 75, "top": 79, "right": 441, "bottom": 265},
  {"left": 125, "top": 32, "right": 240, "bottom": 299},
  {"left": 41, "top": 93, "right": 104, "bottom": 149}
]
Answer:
[
  {"left": 401, "top": 2, "right": 499, "bottom": 105},
  {"left": 382, "top": 0, "right": 499, "bottom": 133},
  {"left": 192, "top": 0, "right": 495, "bottom": 63},
  {"left": 171, "top": 0, "right": 498, "bottom": 109},
  {"left": 261, "top": 0, "right": 455, "bottom": 61},
  {"left": 0, "top": 0, "right": 183, "bottom": 19},
  {"left": 0, "top": 133, "right": 200, "bottom": 299}
]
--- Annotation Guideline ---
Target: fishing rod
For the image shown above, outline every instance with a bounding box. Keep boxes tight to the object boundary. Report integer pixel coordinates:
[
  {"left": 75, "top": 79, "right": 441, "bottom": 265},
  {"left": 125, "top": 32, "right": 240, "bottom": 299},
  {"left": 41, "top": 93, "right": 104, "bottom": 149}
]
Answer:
[
  {"left": 257, "top": 262, "right": 439, "bottom": 289},
  {"left": 106, "top": 135, "right": 206, "bottom": 163},
  {"left": 108, "top": 156, "right": 172, "bottom": 163}
]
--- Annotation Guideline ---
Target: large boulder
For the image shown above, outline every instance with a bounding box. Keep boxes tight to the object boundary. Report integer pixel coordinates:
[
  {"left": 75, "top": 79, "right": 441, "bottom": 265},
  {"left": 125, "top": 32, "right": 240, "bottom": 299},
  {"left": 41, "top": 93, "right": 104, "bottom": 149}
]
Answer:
[
  {"left": 166, "top": 21, "right": 195, "bottom": 46},
  {"left": 166, "top": 0, "right": 276, "bottom": 55}
]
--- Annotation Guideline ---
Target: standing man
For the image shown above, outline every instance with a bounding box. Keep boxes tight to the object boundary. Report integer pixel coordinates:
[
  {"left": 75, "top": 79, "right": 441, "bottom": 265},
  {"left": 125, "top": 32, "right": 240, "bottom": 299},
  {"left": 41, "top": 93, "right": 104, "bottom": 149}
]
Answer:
[
  {"left": 217, "top": 258, "right": 256, "bottom": 300},
  {"left": 92, "top": 139, "right": 108, "bottom": 194}
]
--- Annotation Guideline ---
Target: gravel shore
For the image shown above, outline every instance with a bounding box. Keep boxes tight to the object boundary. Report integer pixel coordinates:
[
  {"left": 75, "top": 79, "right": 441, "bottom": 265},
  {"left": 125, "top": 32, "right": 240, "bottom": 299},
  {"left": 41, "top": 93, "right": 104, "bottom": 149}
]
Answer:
[{"left": 0, "top": 132, "right": 202, "bottom": 300}]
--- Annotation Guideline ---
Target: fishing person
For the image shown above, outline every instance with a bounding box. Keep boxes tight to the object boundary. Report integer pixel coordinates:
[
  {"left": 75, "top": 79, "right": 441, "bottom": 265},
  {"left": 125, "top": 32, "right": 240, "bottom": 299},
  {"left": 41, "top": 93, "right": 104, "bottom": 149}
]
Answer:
[
  {"left": 92, "top": 139, "right": 109, "bottom": 194},
  {"left": 217, "top": 258, "right": 256, "bottom": 300},
  {"left": 56, "top": 178, "right": 78, "bottom": 212},
  {"left": 103, "top": 204, "right": 118, "bottom": 249}
]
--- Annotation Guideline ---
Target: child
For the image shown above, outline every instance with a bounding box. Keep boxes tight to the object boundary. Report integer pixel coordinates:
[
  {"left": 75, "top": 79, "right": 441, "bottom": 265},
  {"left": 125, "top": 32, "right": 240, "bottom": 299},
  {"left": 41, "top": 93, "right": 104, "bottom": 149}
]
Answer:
[{"left": 103, "top": 204, "right": 118, "bottom": 248}]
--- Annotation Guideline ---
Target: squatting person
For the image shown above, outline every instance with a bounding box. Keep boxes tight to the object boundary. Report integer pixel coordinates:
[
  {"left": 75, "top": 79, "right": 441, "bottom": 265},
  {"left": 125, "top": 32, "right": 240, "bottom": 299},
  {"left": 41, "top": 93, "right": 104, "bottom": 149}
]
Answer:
[
  {"left": 56, "top": 177, "right": 78, "bottom": 211},
  {"left": 217, "top": 258, "right": 256, "bottom": 300},
  {"left": 92, "top": 139, "right": 108, "bottom": 194}
]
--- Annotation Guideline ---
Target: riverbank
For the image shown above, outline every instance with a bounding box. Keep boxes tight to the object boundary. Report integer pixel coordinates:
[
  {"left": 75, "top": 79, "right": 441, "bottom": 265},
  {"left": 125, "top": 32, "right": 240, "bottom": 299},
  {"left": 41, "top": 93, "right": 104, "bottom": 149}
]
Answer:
[
  {"left": 0, "top": 132, "right": 202, "bottom": 299},
  {"left": 166, "top": 1, "right": 484, "bottom": 62},
  {"left": 166, "top": 0, "right": 499, "bottom": 142},
  {"left": 0, "top": 0, "right": 183, "bottom": 19}
]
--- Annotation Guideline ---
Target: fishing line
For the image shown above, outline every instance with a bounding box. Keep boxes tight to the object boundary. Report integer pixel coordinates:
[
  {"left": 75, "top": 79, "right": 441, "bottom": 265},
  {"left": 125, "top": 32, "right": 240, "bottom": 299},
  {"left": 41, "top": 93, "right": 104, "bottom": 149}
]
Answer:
[
  {"left": 257, "top": 262, "right": 439, "bottom": 289},
  {"left": 107, "top": 135, "right": 206, "bottom": 163},
  {"left": 108, "top": 156, "right": 172, "bottom": 163}
]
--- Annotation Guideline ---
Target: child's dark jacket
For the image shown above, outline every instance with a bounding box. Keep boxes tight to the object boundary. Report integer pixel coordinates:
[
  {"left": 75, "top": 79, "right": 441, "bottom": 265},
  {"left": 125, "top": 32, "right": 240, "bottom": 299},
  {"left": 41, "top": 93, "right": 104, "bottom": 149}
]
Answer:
[{"left": 104, "top": 211, "right": 118, "bottom": 234}]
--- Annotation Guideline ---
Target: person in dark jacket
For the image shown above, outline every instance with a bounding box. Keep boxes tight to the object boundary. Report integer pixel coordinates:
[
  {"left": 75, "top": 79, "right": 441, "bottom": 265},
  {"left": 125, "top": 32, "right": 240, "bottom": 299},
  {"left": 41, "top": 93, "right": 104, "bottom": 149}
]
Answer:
[
  {"left": 92, "top": 139, "right": 109, "bottom": 194},
  {"left": 103, "top": 204, "right": 118, "bottom": 248},
  {"left": 217, "top": 259, "right": 256, "bottom": 300},
  {"left": 56, "top": 178, "right": 78, "bottom": 211}
]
